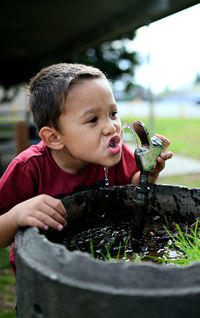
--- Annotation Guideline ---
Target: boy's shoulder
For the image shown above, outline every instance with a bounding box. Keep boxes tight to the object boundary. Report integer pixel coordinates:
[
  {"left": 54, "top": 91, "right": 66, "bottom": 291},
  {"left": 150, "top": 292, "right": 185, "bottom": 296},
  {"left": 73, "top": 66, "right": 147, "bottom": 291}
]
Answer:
[{"left": 14, "top": 141, "right": 48, "bottom": 164}]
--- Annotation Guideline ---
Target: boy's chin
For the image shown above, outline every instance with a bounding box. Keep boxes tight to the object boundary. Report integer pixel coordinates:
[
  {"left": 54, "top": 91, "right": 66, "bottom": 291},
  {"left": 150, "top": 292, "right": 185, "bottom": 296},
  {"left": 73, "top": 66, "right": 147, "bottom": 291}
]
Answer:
[{"left": 102, "top": 155, "right": 121, "bottom": 168}]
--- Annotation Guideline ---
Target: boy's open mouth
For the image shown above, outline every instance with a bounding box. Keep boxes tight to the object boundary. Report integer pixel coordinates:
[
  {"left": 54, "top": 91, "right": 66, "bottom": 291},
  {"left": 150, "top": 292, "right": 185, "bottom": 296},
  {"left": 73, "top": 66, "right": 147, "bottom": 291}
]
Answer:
[{"left": 108, "top": 135, "right": 121, "bottom": 154}]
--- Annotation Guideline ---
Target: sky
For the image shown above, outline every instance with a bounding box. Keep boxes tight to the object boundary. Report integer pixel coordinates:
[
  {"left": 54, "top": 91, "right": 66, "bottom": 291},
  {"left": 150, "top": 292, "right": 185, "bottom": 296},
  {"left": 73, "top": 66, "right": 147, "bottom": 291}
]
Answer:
[{"left": 128, "top": 3, "right": 200, "bottom": 94}]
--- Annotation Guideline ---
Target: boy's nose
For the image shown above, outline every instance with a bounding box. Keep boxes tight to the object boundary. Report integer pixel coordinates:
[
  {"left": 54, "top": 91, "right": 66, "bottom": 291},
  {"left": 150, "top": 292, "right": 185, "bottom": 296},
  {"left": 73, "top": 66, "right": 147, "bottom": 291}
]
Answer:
[{"left": 102, "top": 119, "right": 119, "bottom": 136}]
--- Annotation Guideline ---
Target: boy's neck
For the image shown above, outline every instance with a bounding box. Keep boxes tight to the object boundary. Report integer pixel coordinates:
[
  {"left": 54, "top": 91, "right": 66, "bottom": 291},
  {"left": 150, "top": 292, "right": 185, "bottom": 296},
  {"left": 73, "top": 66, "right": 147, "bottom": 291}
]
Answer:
[{"left": 50, "top": 149, "right": 88, "bottom": 174}]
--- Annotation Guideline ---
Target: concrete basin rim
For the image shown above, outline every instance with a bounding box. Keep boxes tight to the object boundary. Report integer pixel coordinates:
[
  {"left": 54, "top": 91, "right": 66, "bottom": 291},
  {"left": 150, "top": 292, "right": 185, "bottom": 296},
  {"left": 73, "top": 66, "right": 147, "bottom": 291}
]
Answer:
[{"left": 15, "top": 226, "right": 200, "bottom": 297}]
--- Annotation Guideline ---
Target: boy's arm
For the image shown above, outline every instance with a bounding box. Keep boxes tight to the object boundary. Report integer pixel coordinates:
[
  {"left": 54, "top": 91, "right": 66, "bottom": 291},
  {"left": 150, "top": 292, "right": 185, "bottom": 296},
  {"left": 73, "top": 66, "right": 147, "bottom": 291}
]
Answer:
[
  {"left": 0, "top": 194, "right": 67, "bottom": 248},
  {"left": 0, "top": 209, "right": 20, "bottom": 247}
]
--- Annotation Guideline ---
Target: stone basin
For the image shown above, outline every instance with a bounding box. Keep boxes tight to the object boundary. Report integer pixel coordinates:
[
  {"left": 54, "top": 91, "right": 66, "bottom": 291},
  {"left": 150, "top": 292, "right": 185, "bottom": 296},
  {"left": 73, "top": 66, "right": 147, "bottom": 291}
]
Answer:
[{"left": 15, "top": 184, "right": 200, "bottom": 318}]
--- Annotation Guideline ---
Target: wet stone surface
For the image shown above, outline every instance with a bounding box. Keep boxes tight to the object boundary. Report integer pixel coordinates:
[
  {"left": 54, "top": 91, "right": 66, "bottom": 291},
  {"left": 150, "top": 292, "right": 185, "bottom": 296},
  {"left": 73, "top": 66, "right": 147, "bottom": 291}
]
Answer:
[{"left": 42, "top": 209, "right": 196, "bottom": 263}]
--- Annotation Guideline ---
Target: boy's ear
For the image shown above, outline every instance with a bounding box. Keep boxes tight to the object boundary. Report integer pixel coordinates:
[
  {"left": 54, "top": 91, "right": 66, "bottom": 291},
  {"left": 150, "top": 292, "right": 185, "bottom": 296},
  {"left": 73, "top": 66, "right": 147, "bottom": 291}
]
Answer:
[{"left": 39, "top": 126, "right": 64, "bottom": 150}]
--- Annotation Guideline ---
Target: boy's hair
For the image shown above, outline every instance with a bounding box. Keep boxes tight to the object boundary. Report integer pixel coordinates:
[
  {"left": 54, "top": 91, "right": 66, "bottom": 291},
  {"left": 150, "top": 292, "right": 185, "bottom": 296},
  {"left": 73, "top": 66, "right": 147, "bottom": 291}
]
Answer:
[{"left": 28, "top": 63, "right": 106, "bottom": 131}]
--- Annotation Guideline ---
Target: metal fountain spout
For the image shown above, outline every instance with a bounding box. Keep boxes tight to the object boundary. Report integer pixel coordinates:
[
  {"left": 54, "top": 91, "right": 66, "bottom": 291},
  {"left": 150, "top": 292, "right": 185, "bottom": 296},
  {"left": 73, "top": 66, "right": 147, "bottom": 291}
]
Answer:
[
  {"left": 132, "top": 120, "right": 165, "bottom": 236},
  {"left": 133, "top": 120, "right": 166, "bottom": 205},
  {"left": 133, "top": 120, "right": 165, "bottom": 173}
]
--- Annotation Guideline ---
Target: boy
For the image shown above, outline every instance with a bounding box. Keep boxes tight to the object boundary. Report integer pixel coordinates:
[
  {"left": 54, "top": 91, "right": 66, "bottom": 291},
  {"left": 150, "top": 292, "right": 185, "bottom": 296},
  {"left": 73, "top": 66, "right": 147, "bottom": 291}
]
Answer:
[{"left": 0, "top": 63, "right": 173, "bottom": 276}]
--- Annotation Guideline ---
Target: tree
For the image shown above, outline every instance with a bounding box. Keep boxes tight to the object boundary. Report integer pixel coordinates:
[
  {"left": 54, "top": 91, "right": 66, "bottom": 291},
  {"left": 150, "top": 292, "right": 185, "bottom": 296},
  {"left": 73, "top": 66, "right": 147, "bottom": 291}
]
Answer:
[
  {"left": 71, "top": 34, "right": 139, "bottom": 94},
  {"left": 0, "top": 34, "right": 139, "bottom": 102}
]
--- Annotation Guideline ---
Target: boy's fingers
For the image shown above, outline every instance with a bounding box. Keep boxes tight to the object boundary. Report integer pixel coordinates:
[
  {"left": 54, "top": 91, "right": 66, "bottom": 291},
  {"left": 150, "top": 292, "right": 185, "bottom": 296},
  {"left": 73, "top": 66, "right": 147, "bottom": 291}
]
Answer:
[
  {"left": 152, "top": 151, "right": 173, "bottom": 175},
  {"left": 38, "top": 205, "right": 67, "bottom": 226},
  {"left": 13, "top": 195, "right": 67, "bottom": 231},
  {"left": 29, "top": 211, "right": 66, "bottom": 231},
  {"left": 155, "top": 133, "right": 171, "bottom": 151},
  {"left": 160, "top": 151, "right": 173, "bottom": 160},
  {"left": 26, "top": 216, "right": 49, "bottom": 231},
  {"left": 44, "top": 196, "right": 67, "bottom": 217}
]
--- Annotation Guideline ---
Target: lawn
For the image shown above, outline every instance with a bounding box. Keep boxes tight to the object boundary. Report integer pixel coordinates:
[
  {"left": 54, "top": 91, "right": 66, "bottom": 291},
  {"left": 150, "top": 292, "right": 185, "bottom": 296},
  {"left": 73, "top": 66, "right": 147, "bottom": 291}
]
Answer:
[
  {"left": 0, "top": 248, "right": 16, "bottom": 318},
  {"left": 150, "top": 118, "right": 200, "bottom": 159},
  {"left": 121, "top": 117, "right": 200, "bottom": 188},
  {"left": 158, "top": 173, "right": 200, "bottom": 188},
  {"left": 121, "top": 117, "right": 200, "bottom": 159}
]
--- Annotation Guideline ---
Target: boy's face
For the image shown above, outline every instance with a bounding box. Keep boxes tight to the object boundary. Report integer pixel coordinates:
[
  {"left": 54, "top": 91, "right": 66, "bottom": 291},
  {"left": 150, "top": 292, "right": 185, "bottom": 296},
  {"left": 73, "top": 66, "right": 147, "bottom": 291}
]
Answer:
[{"left": 57, "top": 78, "right": 122, "bottom": 172}]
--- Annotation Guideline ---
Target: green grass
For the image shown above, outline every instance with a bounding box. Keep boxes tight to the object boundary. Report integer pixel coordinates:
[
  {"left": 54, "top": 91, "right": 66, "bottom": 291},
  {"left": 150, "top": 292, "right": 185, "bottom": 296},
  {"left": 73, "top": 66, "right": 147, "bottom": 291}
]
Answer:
[
  {"left": 0, "top": 311, "right": 16, "bottom": 318},
  {"left": 152, "top": 118, "right": 200, "bottom": 159},
  {"left": 158, "top": 173, "right": 200, "bottom": 188},
  {"left": 121, "top": 117, "right": 200, "bottom": 188},
  {"left": 0, "top": 248, "right": 16, "bottom": 317},
  {"left": 154, "top": 220, "right": 200, "bottom": 266},
  {"left": 73, "top": 236, "right": 142, "bottom": 262},
  {"left": 0, "top": 248, "right": 11, "bottom": 269},
  {"left": 121, "top": 117, "right": 200, "bottom": 159}
]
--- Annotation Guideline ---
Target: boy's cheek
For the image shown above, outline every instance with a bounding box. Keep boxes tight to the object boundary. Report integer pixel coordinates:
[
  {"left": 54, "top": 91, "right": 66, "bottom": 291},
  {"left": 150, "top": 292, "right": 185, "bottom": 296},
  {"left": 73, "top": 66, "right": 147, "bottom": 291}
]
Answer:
[{"left": 106, "top": 152, "right": 121, "bottom": 167}]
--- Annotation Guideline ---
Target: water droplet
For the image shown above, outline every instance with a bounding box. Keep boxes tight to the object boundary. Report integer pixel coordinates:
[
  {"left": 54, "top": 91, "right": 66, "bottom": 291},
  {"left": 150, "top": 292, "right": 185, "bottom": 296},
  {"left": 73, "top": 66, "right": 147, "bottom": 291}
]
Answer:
[{"left": 104, "top": 167, "right": 109, "bottom": 187}]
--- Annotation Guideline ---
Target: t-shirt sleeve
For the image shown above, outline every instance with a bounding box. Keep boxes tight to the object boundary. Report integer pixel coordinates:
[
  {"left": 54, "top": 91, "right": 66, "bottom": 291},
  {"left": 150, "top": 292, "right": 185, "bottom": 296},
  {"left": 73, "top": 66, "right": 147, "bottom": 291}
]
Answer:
[
  {"left": 0, "top": 158, "right": 36, "bottom": 215},
  {"left": 115, "top": 142, "right": 139, "bottom": 185}
]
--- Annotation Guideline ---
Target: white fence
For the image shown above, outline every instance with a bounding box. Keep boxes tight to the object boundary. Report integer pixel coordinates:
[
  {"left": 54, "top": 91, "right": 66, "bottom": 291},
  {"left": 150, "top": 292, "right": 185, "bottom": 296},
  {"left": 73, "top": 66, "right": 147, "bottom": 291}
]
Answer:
[{"left": 118, "top": 100, "right": 200, "bottom": 118}]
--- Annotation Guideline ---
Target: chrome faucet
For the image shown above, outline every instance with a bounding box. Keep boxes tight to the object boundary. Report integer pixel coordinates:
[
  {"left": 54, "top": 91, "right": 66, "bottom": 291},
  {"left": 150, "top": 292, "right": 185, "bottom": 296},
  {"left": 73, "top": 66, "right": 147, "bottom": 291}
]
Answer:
[{"left": 133, "top": 120, "right": 165, "bottom": 172}]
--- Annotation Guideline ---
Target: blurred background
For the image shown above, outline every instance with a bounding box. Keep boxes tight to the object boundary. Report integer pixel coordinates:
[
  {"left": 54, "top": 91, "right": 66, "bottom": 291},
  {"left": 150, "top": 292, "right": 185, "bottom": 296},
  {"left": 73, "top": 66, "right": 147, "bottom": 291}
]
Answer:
[{"left": 0, "top": 2, "right": 200, "bottom": 316}]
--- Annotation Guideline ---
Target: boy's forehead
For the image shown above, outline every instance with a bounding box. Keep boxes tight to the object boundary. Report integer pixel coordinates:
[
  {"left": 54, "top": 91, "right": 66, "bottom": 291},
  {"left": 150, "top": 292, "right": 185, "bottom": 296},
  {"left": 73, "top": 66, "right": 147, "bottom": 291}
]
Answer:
[
  {"left": 63, "top": 78, "right": 116, "bottom": 114},
  {"left": 67, "top": 78, "right": 113, "bottom": 101}
]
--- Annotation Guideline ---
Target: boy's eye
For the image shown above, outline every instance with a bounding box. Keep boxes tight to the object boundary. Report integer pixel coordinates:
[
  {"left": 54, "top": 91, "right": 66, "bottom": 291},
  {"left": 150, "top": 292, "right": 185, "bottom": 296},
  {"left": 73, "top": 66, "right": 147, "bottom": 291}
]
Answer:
[
  {"left": 87, "top": 117, "right": 97, "bottom": 124},
  {"left": 109, "top": 111, "right": 118, "bottom": 118}
]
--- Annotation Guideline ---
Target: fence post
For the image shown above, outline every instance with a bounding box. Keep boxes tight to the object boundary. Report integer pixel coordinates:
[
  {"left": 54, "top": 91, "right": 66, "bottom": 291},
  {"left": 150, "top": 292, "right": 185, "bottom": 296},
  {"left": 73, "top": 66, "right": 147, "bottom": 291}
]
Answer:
[{"left": 15, "top": 121, "right": 29, "bottom": 155}]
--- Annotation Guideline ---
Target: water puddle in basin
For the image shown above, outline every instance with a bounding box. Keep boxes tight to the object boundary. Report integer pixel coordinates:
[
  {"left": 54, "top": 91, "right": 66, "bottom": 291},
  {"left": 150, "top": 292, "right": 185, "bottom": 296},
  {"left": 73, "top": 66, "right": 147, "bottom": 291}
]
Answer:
[{"left": 43, "top": 209, "right": 195, "bottom": 264}]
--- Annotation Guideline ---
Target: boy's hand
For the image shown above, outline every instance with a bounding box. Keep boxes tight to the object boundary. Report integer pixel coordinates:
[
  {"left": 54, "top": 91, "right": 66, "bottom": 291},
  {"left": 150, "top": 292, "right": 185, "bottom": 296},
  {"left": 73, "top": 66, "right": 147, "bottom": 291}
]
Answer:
[
  {"left": 12, "top": 194, "right": 67, "bottom": 231},
  {"left": 148, "top": 134, "right": 173, "bottom": 182}
]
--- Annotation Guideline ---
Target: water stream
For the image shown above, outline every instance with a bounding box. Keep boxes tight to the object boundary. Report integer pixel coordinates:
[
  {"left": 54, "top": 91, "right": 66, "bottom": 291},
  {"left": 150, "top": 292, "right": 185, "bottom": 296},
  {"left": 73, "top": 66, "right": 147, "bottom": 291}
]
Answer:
[
  {"left": 104, "top": 167, "right": 109, "bottom": 187},
  {"left": 103, "top": 122, "right": 138, "bottom": 188},
  {"left": 122, "top": 122, "right": 139, "bottom": 148}
]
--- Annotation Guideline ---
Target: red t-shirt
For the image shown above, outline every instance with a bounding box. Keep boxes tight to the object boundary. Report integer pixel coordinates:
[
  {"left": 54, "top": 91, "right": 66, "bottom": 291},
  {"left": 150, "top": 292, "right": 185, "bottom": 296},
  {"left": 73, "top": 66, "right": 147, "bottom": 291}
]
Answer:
[{"left": 0, "top": 141, "right": 138, "bottom": 276}]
